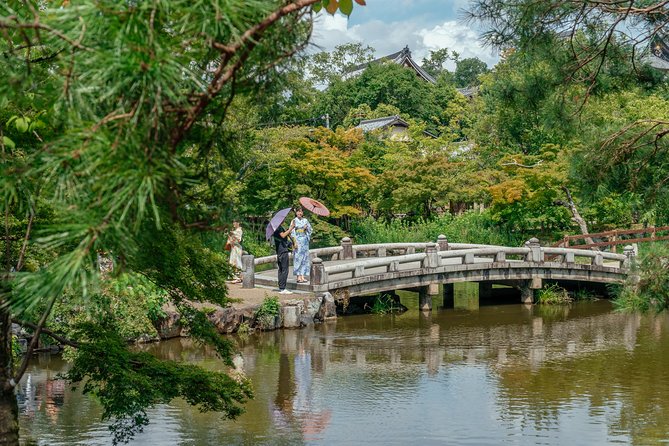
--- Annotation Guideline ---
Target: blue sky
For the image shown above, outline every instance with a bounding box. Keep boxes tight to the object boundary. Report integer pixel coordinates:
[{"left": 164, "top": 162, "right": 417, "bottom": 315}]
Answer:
[{"left": 310, "top": 0, "right": 500, "bottom": 69}]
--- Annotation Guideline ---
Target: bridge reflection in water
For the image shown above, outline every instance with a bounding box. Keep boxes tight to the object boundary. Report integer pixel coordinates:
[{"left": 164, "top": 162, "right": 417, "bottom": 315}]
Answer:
[{"left": 17, "top": 296, "right": 669, "bottom": 446}]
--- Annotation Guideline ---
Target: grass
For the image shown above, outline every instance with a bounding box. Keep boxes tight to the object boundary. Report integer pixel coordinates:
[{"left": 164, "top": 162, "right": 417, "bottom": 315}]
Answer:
[{"left": 536, "top": 284, "right": 573, "bottom": 305}]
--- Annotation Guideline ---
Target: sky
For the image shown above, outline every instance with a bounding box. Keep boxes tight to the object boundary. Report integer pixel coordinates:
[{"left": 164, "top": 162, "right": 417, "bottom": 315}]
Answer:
[{"left": 309, "top": 0, "right": 500, "bottom": 69}]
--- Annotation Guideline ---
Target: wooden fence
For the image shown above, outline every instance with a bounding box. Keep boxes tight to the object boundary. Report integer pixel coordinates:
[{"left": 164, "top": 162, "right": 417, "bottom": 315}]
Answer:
[{"left": 555, "top": 226, "right": 669, "bottom": 251}]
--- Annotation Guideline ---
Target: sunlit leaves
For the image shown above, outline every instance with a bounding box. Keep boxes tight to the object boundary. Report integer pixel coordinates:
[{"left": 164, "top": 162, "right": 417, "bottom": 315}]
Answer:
[{"left": 312, "top": 0, "right": 365, "bottom": 16}]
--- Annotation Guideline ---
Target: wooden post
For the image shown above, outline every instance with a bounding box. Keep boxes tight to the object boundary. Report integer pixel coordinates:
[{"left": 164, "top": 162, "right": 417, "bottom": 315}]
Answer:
[
  {"left": 310, "top": 257, "right": 327, "bottom": 285},
  {"left": 241, "top": 254, "right": 255, "bottom": 289},
  {"left": 341, "top": 237, "right": 354, "bottom": 260}
]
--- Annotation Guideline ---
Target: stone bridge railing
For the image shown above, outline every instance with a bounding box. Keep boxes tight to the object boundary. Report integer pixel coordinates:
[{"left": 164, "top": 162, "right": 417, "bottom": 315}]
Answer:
[{"left": 241, "top": 236, "right": 635, "bottom": 298}]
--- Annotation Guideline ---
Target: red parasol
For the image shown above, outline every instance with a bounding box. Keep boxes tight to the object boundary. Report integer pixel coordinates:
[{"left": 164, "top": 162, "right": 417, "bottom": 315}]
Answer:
[{"left": 299, "top": 197, "right": 330, "bottom": 217}]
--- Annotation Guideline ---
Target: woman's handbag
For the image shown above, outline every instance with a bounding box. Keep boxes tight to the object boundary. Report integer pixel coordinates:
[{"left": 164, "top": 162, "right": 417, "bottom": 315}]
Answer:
[{"left": 224, "top": 241, "right": 232, "bottom": 251}]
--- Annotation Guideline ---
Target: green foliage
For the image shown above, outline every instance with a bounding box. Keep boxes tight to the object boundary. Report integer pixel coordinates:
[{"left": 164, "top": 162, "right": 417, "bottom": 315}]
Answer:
[
  {"left": 255, "top": 296, "right": 281, "bottom": 319},
  {"left": 421, "top": 48, "right": 459, "bottom": 78},
  {"left": 254, "top": 296, "right": 280, "bottom": 330},
  {"left": 573, "top": 288, "right": 600, "bottom": 301},
  {"left": 307, "top": 42, "right": 375, "bottom": 86},
  {"left": 536, "top": 284, "right": 572, "bottom": 305},
  {"left": 0, "top": 0, "right": 340, "bottom": 441},
  {"left": 370, "top": 293, "right": 402, "bottom": 314},
  {"left": 315, "top": 62, "right": 444, "bottom": 128},
  {"left": 48, "top": 273, "right": 166, "bottom": 342},
  {"left": 454, "top": 57, "right": 490, "bottom": 87},
  {"left": 65, "top": 323, "right": 252, "bottom": 445},
  {"left": 613, "top": 244, "right": 669, "bottom": 312},
  {"left": 350, "top": 211, "right": 524, "bottom": 246}
]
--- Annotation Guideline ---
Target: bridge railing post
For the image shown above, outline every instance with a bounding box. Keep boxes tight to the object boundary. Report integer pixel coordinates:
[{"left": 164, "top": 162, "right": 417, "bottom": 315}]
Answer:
[
  {"left": 437, "top": 235, "right": 449, "bottom": 251},
  {"left": 623, "top": 245, "right": 636, "bottom": 269},
  {"left": 526, "top": 238, "right": 543, "bottom": 262},
  {"left": 424, "top": 243, "right": 439, "bottom": 268},
  {"left": 241, "top": 254, "right": 255, "bottom": 289},
  {"left": 311, "top": 257, "right": 327, "bottom": 285},
  {"left": 593, "top": 252, "right": 604, "bottom": 267},
  {"left": 341, "top": 237, "right": 354, "bottom": 260}
]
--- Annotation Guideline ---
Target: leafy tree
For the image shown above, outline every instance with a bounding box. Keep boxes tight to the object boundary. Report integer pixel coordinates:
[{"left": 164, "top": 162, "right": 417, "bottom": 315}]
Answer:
[
  {"left": 307, "top": 42, "right": 375, "bottom": 86},
  {"left": 421, "top": 48, "right": 459, "bottom": 78},
  {"left": 454, "top": 57, "right": 489, "bottom": 87},
  {"left": 0, "top": 0, "right": 364, "bottom": 444},
  {"left": 315, "top": 62, "right": 442, "bottom": 128}
]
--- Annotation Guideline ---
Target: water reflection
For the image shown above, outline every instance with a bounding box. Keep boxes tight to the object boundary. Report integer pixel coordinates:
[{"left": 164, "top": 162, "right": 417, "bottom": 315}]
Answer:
[{"left": 17, "top": 298, "right": 669, "bottom": 446}]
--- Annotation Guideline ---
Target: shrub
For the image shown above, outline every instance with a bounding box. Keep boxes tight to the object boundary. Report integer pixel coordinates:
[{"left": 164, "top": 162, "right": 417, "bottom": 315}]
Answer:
[
  {"left": 573, "top": 288, "right": 599, "bottom": 301},
  {"left": 613, "top": 244, "right": 669, "bottom": 312},
  {"left": 536, "top": 284, "right": 572, "bottom": 305},
  {"left": 254, "top": 295, "right": 281, "bottom": 330},
  {"left": 350, "top": 211, "right": 524, "bottom": 246}
]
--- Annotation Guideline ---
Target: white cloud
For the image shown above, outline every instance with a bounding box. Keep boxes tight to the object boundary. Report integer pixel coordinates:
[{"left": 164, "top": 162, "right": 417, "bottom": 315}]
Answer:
[
  {"left": 310, "top": 13, "right": 499, "bottom": 69},
  {"left": 418, "top": 21, "right": 498, "bottom": 68}
]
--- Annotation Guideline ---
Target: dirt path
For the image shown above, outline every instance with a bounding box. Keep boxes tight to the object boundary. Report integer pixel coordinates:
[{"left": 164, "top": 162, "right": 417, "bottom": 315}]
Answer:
[{"left": 226, "top": 282, "right": 315, "bottom": 309}]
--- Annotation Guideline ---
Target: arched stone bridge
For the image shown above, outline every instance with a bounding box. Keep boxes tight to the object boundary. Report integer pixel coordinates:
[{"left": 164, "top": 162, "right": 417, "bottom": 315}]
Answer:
[{"left": 241, "top": 236, "right": 635, "bottom": 309}]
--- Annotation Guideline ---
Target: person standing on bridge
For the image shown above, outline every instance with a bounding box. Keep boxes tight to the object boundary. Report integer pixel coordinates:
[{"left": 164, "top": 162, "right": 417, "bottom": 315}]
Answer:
[
  {"left": 273, "top": 220, "right": 295, "bottom": 294},
  {"left": 291, "top": 207, "right": 313, "bottom": 283},
  {"left": 227, "top": 219, "right": 244, "bottom": 284}
]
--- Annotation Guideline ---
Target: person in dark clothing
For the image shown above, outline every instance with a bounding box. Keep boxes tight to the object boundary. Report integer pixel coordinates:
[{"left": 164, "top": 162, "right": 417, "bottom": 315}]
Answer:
[{"left": 273, "top": 221, "right": 295, "bottom": 294}]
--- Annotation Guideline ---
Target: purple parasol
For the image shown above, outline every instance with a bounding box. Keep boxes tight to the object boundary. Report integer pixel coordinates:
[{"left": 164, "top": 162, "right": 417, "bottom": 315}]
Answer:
[{"left": 265, "top": 207, "right": 293, "bottom": 240}]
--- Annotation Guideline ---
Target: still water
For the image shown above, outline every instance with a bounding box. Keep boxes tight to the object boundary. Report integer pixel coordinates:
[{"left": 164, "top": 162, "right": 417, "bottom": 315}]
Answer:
[{"left": 18, "top": 288, "right": 669, "bottom": 445}]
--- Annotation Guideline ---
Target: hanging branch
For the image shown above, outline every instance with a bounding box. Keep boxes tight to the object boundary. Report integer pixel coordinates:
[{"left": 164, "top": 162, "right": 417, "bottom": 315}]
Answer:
[
  {"left": 7, "top": 294, "right": 58, "bottom": 390},
  {"left": 171, "top": 0, "right": 321, "bottom": 150}
]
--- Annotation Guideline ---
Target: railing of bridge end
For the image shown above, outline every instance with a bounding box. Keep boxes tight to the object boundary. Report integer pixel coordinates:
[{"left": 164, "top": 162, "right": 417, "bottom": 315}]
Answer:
[
  {"left": 424, "top": 243, "right": 439, "bottom": 268},
  {"left": 241, "top": 254, "right": 255, "bottom": 288},
  {"left": 623, "top": 245, "right": 636, "bottom": 269},
  {"left": 623, "top": 245, "right": 640, "bottom": 285},
  {"left": 526, "top": 238, "right": 543, "bottom": 262},
  {"left": 311, "top": 257, "right": 327, "bottom": 286},
  {"left": 437, "top": 235, "right": 449, "bottom": 252},
  {"left": 341, "top": 237, "right": 354, "bottom": 260}
]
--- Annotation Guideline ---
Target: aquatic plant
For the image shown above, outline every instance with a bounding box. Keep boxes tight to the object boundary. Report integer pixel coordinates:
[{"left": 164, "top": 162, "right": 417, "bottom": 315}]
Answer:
[{"left": 536, "top": 284, "right": 572, "bottom": 305}]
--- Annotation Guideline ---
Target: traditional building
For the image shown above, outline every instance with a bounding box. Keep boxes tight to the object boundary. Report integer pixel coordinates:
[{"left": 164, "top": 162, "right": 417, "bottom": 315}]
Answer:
[
  {"left": 343, "top": 45, "right": 477, "bottom": 98},
  {"left": 344, "top": 46, "right": 436, "bottom": 83},
  {"left": 355, "top": 115, "right": 410, "bottom": 140}
]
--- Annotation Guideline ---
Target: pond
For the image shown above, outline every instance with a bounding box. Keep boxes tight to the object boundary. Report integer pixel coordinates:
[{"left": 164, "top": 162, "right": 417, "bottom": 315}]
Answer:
[{"left": 18, "top": 287, "right": 669, "bottom": 445}]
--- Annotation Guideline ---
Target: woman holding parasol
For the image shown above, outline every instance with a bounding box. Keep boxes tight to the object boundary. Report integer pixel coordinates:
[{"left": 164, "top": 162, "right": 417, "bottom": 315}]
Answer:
[{"left": 290, "top": 207, "right": 313, "bottom": 283}]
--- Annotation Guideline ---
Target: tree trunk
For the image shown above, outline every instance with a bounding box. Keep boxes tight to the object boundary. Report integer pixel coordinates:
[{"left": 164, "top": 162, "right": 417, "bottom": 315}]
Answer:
[
  {"left": 0, "top": 306, "right": 19, "bottom": 446},
  {"left": 561, "top": 186, "right": 597, "bottom": 248}
]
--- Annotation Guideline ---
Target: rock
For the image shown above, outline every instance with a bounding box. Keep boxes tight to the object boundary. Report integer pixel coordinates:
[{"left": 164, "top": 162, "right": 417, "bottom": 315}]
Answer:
[
  {"left": 153, "top": 311, "right": 184, "bottom": 340},
  {"left": 209, "top": 306, "right": 255, "bottom": 334},
  {"left": 318, "top": 292, "right": 337, "bottom": 320},
  {"left": 281, "top": 302, "right": 302, "bottom": 329}
]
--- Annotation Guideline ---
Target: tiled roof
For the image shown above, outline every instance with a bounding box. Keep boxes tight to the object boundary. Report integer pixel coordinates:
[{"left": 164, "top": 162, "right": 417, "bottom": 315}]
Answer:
[
  {"left": 456, "top": 86, "right": 479, "bottom": 97},
  {"left": 344, "top": 46, "right": 436, "bottom": 83},
  {"left": 356, "top": 115, "right": 409, "bottom": 132}
]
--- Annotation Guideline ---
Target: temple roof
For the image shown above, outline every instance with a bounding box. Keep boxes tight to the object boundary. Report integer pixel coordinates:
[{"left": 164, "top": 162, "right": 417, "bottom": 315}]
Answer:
[
  {"left": 355, "top": 115, "right": 409, "bottom": 132},
  {"left": 344, "top": 46, "right": 436, "bottom": 83},
  {"left": 343, "top": 46, "right": 477, "bottom": 97}
]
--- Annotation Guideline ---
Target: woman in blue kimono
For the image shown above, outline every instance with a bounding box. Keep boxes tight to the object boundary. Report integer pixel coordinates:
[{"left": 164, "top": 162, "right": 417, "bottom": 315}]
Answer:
[{"left": 291, "top": 207, "right": 313, "bottom": 283}]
